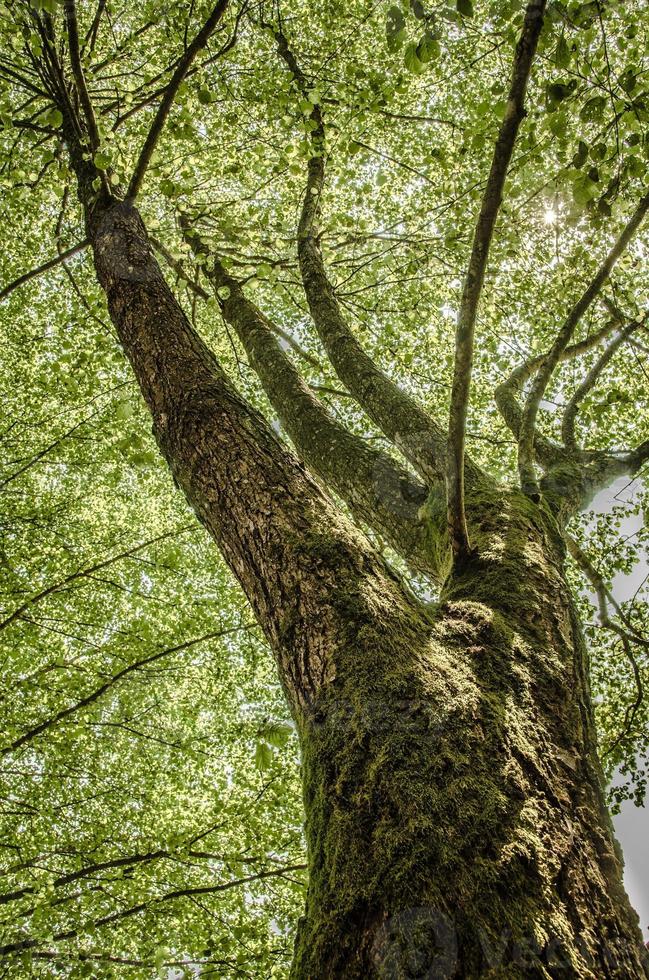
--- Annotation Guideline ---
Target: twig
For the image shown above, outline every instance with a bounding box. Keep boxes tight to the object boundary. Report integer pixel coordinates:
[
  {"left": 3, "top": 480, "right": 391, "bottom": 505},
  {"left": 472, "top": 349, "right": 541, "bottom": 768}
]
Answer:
[{"left": 567, "top": 534, "right": 646, "bottom": 757}]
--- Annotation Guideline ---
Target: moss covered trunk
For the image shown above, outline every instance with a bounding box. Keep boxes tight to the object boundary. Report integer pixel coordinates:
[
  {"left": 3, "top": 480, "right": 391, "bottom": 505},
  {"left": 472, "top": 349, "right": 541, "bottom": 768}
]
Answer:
[
  {"left": 78, "top": 196, "right": 646, "bottom": 979},
  {"left": 291, "top": 491, "right": 649, "bottom": 979}
]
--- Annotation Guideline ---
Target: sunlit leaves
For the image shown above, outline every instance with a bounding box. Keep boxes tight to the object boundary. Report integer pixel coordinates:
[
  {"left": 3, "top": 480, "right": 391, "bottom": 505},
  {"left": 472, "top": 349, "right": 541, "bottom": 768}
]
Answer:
[{"left": 0, "top": 0, "right": 648, "bottom": 972}]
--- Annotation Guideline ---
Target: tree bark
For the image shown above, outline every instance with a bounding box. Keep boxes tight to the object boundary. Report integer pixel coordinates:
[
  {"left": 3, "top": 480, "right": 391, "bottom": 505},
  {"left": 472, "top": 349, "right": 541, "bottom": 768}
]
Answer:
[
  {"left": 85, "top": 199, "right": 648, "bottom": 979},
  {"left": 291, "top": 488, "right": 649, "bottom": 979}
]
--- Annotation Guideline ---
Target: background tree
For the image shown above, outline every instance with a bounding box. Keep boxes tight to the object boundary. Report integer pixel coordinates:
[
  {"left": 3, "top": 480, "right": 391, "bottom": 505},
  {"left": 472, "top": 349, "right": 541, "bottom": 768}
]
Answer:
[{"left": 1, "top": 0, "right": 649, "bottom": 976}]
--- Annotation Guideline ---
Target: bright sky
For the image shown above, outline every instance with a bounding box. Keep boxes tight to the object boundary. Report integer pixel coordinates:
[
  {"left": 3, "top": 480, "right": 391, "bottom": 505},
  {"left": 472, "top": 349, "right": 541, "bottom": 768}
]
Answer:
[{"left": 590, "top": 478, "right": 648, "bottom": 940}]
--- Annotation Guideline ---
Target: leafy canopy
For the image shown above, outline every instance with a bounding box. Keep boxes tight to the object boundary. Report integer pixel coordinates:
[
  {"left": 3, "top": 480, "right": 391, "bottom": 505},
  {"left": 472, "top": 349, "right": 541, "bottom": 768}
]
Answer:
[{"left": 0, "top": 0, "right": 648, "bottom": 975}]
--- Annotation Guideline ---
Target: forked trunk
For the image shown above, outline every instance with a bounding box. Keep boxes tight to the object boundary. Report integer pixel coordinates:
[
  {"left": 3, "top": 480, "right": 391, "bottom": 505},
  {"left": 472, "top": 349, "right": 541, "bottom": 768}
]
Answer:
[
  {"left": 291, "top": 490, "right": 649, "bottom": 979},
  {"left": 84, "top": 199, "right": 647, "bottom": 979}
]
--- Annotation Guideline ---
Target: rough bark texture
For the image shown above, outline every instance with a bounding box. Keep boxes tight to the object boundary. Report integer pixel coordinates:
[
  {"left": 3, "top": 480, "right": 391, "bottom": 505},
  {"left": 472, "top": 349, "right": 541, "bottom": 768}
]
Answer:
[
  {"left": 292, "top": 488, "right": 649, "bottom": 979},
  {"left": 87, "top": 198, "right": 423, "bottom": 717},
  {"left": 85, "top": 198, "right": 648, "bottom": 980},
  {"left": 204, "top": 258, "right": 436, "bottom": 578}
]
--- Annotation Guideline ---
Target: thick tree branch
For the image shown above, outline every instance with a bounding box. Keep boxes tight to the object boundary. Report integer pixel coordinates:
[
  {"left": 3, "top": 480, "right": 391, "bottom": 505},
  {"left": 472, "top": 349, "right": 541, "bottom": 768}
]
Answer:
[
  {"left": 274, "top": 28, "right": 467, "bottom": 492},
  {"left": 71, "top": 193, "right": 427, "bottom": 718},
  {"left": 185, "top": 234, "right": 439, "bottom": 578},
  {"left": 126, "top": 0, "right": 229, "bottom": 199},
  {"left": 629, "top": 438, "right": 649, "bottom": 471},
  {"left": 518, "top": 190, "right": 649, "bottom": 497},
  {"left": 446, "top": 0, "right": 546, "bottom": 559}
]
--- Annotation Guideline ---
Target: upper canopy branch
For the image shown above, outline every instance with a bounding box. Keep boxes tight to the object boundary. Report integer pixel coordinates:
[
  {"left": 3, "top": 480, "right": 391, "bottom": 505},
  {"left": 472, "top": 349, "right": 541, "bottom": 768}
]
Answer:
[
  {"left": 446, "top": 0, "right": 546, "bottom": 560},
  {"left": 561, "top": 313, "right": 648, "bottom": 451},
  {"left": 63, "top": 0, "right": 101, "bottom": 152},
  {"left": 126, "top": 0, "right": 230, "bottom": 200},
  {"left": 518, "top": 189, "right": 649, "bottom": 497},
  {"left": 496, "top": 308, "right": 649, "bottom": 514},
  {"left": 271, "top": 26, "right": 480, "bottom": 494},
  {"left": 181, "top": 224, "right": 441, "bottom": 579}
]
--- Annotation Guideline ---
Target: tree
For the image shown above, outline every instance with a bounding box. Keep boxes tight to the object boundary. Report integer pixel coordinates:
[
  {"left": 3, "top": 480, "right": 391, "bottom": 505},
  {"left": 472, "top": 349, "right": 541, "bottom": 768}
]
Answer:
[{"left": 1, "top": 0, "right": 649, "bottom": 976}]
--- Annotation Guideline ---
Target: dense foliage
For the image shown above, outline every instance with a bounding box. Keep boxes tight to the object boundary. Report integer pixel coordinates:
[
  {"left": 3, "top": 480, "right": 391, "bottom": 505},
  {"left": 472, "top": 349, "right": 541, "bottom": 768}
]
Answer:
[{"left": 0, "top": 0, "right": 648, "bottom": 975}]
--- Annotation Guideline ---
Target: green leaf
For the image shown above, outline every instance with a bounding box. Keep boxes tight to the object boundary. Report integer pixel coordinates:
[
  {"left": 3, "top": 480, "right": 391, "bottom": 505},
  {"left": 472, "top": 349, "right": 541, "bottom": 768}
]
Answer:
[
  {"left": 546, "top": 81, "right": 574, "bottom": 104},
  {"left": 255, "top": 740, "right": 273, "bottom": 770},
  {"left": 386, "top": 4, "right": 406, "bottom": 40},
  {"left": 620, "top": 68, "right": 637, "bottom": 94},
  {"left": 416, "top": 34, "right": 440, "bottom": 65},
  {"left": 554, "top": 36, "right": 570, "bottom": 68},
  {"left": 159, "top": 178, "right": 177, "bottom": 197},
  {"left": 404, "top": 43, "right": 425, "bottom": 75},
  {"left": 261, "top": 721, "right": 293, "bottom": 748},
  {"left": 456, "top": 0, "right": 474, "bottom": 16},
  {"left": 216, "top": 285, "right": 231, "bottom": 300},
  {"left": 572, "top": 140, "right": 588, "bottom": 168},
  {"left": 115, "top": 400, "right": 133, "bottom": 421},
  {"left": 154, "top": 947, "right": 169, "bottom": 979},
  {"left": 580, "top": 96, "right": 606, "bottom": 122}
]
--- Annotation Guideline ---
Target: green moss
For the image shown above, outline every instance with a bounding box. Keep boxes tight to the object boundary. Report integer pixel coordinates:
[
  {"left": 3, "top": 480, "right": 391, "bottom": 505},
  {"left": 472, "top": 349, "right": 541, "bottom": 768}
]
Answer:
[
  {"left": 290, "top": 496, "right": 649, "bottom": 977},
  {"left": 418, "top": 487, "right": 452, "bottom": 579}
]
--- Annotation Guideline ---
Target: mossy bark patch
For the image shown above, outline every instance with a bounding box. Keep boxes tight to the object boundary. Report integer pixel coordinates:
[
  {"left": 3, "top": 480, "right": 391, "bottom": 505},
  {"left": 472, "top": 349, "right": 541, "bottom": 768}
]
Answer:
[{"left": 291, "top": 492, "right": 649, "bottom": 978}]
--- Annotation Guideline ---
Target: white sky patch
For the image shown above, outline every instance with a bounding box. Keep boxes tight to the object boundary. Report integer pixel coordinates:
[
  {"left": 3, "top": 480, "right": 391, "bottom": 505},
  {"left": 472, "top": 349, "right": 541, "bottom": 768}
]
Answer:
[
  {"left": 440, "top": 304, "right": 457, "bottom": 320},
  {"left": 539, "top": 398, "right": 558, "bottom": 413},
  {"left": 589, "top": 477, "right": 648, "bottom": 939}
]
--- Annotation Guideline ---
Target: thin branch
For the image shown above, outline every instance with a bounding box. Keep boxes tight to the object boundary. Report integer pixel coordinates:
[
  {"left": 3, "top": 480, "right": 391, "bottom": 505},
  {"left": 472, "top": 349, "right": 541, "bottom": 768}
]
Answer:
[
  {"left": 0, "top": 240, "right": 88, "bottom": 301},
  {"left": 0, "top": 526, "right": 194, "bottom": 635},
  {"left": 63, "top": 0, "right": 101, "bottom": 151},
  {"left": 0, "top": 865, "right": 306, "bottom": 957},
  {"left": 518, "top": 190, "right": 649, "bottom": 497},
  {"left": 567, "top": 535, "right": 646, "bottom": 757},
  {"left": 561, "top": 315, "right": 647, "bottom": 450},
  {"left": 82, "top": 0, "right": 107, "bottom": 57},
  {"left": 126, "top": 0, "right": 230, "bottom": 199},
  {"left": 1, "top": 409, "right": 99, "bottom": 488},
  {"left": 494, "top": 316, "right": 622, "bottom": 467},
  {"left": 446, "top": 0, "right": 546, "bottom": 559},
  {"left": 1, "top": 625, "right": 251, "bottom": 755},
  {"left": 273, "top": 25, "right": 469, "bottom": 491}
]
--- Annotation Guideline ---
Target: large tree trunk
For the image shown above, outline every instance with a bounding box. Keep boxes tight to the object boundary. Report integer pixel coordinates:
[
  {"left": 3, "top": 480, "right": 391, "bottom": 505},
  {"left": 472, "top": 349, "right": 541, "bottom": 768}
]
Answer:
[
  {"left": 291, "top": 489, "right": 649, "bottom": 979},
  {"left": 85, "top": 199, "right": 648, "bottom": 979}
]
